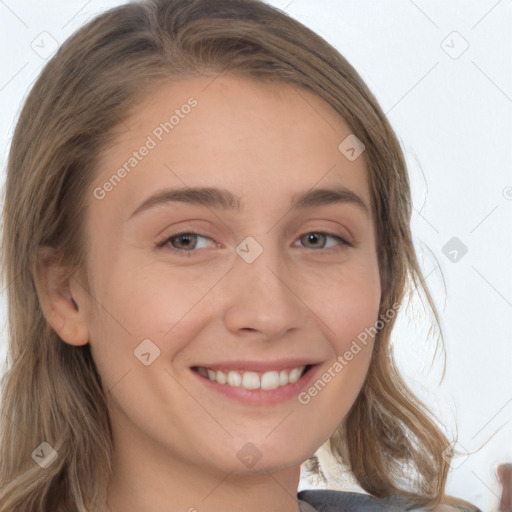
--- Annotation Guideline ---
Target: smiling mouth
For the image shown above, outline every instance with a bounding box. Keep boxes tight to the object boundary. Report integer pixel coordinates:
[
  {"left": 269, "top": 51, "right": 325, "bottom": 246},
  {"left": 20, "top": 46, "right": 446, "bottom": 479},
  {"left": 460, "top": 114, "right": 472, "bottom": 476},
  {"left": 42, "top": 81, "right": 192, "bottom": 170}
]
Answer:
[{"left": 191, "top": 365, "right": 314, "bottom": 391}]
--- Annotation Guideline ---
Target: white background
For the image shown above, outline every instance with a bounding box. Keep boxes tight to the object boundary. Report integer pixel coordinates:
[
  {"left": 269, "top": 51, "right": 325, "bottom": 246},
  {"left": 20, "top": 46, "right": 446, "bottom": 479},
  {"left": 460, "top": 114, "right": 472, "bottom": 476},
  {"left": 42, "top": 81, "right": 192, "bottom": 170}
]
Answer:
[{"left": 0, "top": 1, "right": 511, "bottom": 511}]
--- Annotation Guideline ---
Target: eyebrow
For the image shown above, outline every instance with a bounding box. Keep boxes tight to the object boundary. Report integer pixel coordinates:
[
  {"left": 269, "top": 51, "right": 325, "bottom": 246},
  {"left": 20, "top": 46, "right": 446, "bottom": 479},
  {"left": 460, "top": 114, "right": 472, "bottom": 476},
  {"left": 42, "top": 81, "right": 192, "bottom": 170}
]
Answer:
[{"left": 128, "top": 185, "right": 370, "bottom": 220}]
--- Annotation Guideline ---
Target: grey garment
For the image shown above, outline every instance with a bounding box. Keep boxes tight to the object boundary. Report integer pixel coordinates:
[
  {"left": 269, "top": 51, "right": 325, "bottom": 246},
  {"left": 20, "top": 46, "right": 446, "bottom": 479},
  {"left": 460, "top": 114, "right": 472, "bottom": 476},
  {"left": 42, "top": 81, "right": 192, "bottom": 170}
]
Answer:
[
  {"left": 299, "top": 496, "right": 321, "bottom": 512},
  {"left": 297, "top": 490, "right": 484, "bottom": 512},
  {"left": 297, "top": 490, "right": 418, "bottom": 512}
]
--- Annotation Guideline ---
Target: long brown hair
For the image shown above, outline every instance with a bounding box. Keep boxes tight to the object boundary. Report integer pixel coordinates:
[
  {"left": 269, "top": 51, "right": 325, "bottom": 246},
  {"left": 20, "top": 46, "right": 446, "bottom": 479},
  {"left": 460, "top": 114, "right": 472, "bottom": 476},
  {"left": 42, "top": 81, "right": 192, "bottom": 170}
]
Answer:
[{"left": 0, "top": 1, "right": 477, "bottom": 510}]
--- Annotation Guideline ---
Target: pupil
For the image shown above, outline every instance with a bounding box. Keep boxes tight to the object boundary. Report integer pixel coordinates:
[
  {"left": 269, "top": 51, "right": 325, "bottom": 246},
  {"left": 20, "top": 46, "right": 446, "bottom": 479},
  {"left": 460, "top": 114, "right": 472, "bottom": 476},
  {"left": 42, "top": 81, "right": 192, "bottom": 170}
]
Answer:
[
  {"left": 177, "top": 234, "right": 195, "bottom": 249},
  {"left": 306, "top": 233, "right": 323, "bottom": 247}
]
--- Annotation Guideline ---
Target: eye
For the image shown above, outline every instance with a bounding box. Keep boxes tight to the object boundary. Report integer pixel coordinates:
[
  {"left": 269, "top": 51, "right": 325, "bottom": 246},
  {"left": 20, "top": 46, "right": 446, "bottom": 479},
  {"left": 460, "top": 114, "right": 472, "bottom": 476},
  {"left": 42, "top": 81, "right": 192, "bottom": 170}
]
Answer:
[
  {"left": 156, "top": 230, "right": 352, "bottom": 256},
  {"left": 156, "top": 232, "right": 217, "bottom": 255},
  {"left": 295, "top": 232, "right": 352, "bottom": 251}
]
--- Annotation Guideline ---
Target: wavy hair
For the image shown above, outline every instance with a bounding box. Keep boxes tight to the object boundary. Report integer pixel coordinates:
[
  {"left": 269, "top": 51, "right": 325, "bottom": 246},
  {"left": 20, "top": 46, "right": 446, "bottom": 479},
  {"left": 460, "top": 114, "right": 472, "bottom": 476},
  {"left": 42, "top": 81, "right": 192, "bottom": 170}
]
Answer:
[{"left": 0, "top": 0, "right": 477, "bottom": 510}]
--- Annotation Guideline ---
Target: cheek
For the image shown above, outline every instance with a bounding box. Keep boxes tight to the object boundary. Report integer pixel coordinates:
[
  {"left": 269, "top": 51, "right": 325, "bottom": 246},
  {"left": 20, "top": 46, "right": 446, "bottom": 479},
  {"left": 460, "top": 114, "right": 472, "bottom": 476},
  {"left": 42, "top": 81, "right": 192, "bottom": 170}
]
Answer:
[
  {"left": 311, "top": 259, "right": 382, "bottom": 344},
  {"left": 296, "top": 267, "right": 380, "bottom": 425},
  {"left": 303, "top": 259, "right": 381, "bottom": 410},
  {"left": 85, "top": 259, "right": 214, "bottom": 375}
]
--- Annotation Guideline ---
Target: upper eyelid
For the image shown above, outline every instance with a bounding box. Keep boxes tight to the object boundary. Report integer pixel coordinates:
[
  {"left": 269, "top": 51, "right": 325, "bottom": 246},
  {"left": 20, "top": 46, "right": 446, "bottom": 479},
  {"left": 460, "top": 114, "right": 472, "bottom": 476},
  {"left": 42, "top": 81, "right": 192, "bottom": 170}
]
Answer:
[{"left": 153, "top": 213, "right": 357, "bottom": 242}]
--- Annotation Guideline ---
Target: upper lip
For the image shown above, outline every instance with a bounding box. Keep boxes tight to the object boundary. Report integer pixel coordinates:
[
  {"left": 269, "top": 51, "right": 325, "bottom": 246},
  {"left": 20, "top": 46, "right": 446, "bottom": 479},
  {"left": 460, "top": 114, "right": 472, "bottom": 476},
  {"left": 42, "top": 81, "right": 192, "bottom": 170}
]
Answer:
[{"left": 192, "top": 359, "right": 321, "bottom": 372}]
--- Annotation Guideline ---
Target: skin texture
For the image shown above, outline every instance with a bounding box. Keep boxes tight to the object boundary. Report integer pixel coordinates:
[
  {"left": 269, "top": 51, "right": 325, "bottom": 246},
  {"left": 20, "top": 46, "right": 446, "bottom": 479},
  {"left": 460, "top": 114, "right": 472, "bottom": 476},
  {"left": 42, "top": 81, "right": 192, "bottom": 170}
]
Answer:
[{"left": 37, "top": 75, "right": 383, "bottom": 512}]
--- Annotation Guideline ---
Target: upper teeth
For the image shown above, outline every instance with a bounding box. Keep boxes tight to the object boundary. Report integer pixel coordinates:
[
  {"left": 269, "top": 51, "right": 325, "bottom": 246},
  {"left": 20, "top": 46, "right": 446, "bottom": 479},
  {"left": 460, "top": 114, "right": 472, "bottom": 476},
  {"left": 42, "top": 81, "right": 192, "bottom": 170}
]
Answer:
[{"left": 197, "top": 366, "right": 306, "bottom": 390}]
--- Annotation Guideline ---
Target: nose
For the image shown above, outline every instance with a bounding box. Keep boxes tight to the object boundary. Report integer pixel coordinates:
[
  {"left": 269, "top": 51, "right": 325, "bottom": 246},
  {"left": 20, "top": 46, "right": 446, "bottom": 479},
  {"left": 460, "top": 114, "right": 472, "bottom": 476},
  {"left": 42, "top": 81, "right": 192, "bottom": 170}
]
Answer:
[{"left": 221, "top": 240, "right": 307, "bottom": 340}]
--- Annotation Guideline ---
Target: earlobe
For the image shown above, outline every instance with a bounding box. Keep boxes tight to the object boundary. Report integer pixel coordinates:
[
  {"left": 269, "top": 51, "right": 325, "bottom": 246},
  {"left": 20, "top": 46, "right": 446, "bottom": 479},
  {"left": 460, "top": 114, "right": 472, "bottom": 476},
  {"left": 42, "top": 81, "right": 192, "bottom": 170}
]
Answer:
[{"left": 34, "top": 247, "right": 89, "bottom": 346}]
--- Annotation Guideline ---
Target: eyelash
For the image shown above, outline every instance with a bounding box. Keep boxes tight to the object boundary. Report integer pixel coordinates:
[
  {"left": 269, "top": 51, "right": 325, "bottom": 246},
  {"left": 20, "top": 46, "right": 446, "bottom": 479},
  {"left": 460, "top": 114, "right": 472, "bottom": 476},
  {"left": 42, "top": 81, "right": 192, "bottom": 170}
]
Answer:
[{"left": 155, "top": 230, "right": 353, "bottom": 256}]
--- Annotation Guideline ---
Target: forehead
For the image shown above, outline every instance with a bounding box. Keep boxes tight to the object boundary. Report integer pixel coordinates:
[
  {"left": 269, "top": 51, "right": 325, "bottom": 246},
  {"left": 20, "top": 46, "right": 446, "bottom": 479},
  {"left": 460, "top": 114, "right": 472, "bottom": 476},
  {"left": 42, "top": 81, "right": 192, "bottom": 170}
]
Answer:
[{"left": 92, "top": 74, "right": 371, "bottom": 218}]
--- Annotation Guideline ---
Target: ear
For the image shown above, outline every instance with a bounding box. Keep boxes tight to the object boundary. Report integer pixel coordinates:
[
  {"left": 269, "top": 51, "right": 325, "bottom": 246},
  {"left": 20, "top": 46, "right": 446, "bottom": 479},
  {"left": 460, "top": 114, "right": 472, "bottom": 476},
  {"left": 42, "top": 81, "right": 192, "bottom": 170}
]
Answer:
[{"left": 34, "top": 246, "right": 89, "bottom": 346}]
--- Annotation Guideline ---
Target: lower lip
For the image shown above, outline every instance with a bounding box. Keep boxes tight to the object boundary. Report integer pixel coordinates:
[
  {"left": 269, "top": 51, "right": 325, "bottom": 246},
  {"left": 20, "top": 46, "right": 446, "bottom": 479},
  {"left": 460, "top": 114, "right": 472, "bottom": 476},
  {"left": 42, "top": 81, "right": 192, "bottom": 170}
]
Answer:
[{"left": 190, "top": 364, "right": 321, "bottom": 406}]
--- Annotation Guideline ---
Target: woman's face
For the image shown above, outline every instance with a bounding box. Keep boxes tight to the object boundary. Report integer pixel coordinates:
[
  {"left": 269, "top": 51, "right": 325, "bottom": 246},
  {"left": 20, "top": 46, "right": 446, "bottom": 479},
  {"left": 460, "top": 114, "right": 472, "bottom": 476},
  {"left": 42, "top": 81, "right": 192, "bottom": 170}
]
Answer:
[{"left": 75, "top": 75, "right": 382, "bottom": 476}]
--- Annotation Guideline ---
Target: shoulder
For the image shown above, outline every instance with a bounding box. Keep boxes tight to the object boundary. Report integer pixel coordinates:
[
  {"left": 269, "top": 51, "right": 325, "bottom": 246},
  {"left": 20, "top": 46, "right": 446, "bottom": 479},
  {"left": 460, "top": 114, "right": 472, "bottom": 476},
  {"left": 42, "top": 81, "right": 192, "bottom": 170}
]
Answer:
[
  {"left": 298, "top": 489, "right": 419, "bottom": 512},
  {"left": 297, "top": 489, "right": 483, "bottom": 512}
]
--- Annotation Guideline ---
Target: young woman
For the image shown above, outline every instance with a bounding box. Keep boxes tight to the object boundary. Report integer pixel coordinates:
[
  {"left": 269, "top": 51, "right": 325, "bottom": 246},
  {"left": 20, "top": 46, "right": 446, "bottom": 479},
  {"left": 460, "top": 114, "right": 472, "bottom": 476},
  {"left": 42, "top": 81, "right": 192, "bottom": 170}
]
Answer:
[{"left": 0, "top": 1, "right": 482, "bottom": 511}]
